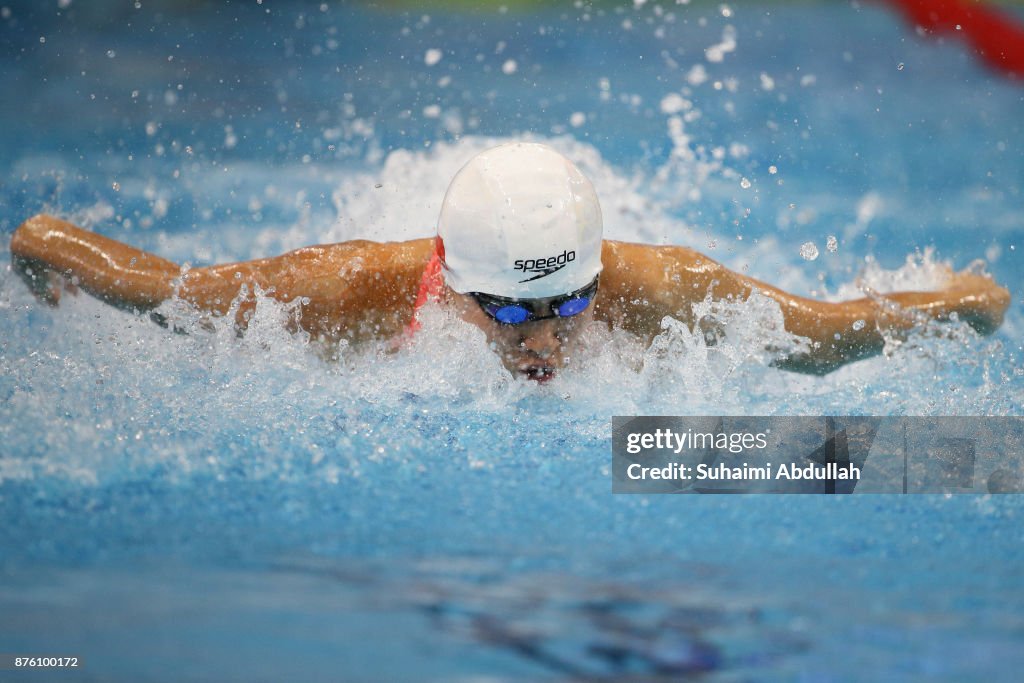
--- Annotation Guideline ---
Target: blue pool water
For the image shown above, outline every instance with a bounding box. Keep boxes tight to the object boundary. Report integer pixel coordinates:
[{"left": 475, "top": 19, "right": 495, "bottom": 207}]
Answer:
[{"left": 1, "top": 1, "right": 1023, "bottom": 680}]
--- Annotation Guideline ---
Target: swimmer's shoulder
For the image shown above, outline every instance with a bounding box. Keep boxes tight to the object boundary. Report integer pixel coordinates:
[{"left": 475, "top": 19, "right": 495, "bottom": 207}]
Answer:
[
  {"left": 597, "top": 239, "right": 713, "bottom": 336},
  {"left": 368, "top": 237, "right": 434, "bottom": 279},
  {"left": 294, "top": 237, "right": 434, "bottom": 281},
  {"left": 283, "top": 237, "right": 434, "bottom": 343},
  {"left": 600, "top": 239, "right": 713, "bottom": 288}
]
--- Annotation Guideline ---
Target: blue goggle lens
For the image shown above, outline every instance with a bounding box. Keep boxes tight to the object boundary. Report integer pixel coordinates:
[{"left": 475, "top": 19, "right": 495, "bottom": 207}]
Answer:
[
  {"left": 555, "top": 296, "right": 590, "bottom": 318},
  {"left": 493, "top": 305, "right": 531, "bottom": 324}
]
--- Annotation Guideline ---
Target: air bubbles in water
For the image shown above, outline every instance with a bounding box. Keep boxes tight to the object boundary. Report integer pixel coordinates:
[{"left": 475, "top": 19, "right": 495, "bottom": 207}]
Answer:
[
  {"left": 502, "top": 59, "right": 518, "bottom": 75},
  {"left": 827, "top": 235, "right": 838, "bottom": 253},
  {"left": 739, "top": 178, "right": 751, "bottom": 189},
  {"left": 852, "top": 319, "right": 866, "bottom": 331},
  {"left": 799, "top": 242, "right": 819, "bottom": 260}
]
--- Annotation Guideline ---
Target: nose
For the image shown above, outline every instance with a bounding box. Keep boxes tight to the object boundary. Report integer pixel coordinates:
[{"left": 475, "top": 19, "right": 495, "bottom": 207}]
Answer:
[{"left": 519, "top": 319, "right": 562, "bottom": 358}]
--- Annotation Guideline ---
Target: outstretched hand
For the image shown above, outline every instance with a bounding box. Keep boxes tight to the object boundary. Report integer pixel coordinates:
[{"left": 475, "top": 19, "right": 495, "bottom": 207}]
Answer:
[
  {"left": 12, "top": 255, "right": 76, "bottom": 307},
  {"left": 944, "top": 266, "right": 1011, "bottom": 335}
]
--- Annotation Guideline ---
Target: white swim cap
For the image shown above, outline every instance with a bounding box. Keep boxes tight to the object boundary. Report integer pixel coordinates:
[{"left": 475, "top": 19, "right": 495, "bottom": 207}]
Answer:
[{"left": 437, "top": 142, "right": 603, "bottom": 298}]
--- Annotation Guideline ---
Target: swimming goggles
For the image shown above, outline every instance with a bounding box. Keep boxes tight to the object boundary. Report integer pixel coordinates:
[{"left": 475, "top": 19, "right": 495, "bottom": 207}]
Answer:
[{"left": 470, "top": 276, "right": 599, "bottom": 325}]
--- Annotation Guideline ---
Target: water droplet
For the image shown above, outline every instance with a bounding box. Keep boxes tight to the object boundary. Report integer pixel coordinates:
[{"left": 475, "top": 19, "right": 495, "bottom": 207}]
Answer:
[
  {"left": 799, "top": 242, "right": 819, "bottom": 260},
  {"left": 374, "top": 183, "right": 383, "bottom": 189},
  {"left": 826, "top": 235, "right": 838, "bottom": 253},
  {"left": 39, "top": 36, "right": 46, "bottom": 44},
  {"left": 739, "top": 177, "right": 751, "bottom": 189},
  {"left": 424, "top": 48, "right": 442, "bottom": 66},
  {"left": 106, "top": 49, "right": 116, "bottom": 58}
]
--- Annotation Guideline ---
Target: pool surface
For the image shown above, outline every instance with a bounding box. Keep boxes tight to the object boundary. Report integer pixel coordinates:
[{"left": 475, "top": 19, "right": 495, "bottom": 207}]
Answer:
[{"left": 1, "top": 0, "right": 1023, "bottom": 680}]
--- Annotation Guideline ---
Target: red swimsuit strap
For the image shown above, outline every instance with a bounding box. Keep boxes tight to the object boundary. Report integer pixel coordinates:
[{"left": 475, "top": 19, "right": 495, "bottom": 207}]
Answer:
[{"left": 405, "top": 246, "right": 444, "bottom": 336}]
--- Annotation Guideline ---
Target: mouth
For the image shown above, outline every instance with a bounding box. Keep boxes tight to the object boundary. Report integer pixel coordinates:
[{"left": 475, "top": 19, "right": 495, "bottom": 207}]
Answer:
[{"left": 520, "top": 366, "right": 556, "bottom": 383}]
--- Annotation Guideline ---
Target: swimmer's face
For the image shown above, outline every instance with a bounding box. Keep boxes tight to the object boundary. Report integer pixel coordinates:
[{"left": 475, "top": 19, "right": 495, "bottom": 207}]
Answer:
[{"left": 446, "top": 287, "right": 594, "bottom": 383}]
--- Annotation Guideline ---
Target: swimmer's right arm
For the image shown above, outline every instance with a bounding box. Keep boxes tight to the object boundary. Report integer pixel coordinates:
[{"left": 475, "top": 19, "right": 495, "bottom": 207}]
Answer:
[
  {"left": 11, "top": 214, "right": 179, "bottom": 310},
  {"left": 10, "top": 214, "right": 433, "bottom": 342}
]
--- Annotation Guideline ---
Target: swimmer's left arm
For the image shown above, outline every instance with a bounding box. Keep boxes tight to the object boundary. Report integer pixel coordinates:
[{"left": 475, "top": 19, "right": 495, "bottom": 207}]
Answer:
[
  {"left": 599, "top": 242, "right": 1010, "bottom": 374},
  {"left": 697, "top": 258, "right": 1011, "bottom": 374}
]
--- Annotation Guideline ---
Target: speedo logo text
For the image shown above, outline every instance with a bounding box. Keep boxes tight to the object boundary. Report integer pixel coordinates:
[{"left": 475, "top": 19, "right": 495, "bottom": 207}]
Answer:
[{"left": 514, "top": 250, "right": 576, "bottom": 282}]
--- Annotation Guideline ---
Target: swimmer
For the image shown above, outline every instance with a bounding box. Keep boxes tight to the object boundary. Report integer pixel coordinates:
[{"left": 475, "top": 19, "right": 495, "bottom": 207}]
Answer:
[{"left": 9, "top": 143, "right": 1011, "bottom": 380}]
